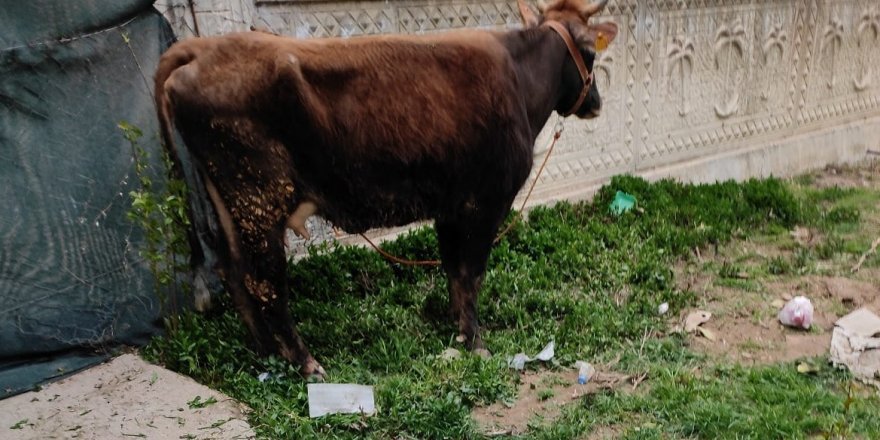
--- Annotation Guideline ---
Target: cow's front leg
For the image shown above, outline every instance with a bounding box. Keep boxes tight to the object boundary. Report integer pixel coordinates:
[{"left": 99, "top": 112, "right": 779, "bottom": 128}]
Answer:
[
  {"left": 436, "top": 218, "right": 499, "bottom": 358},
  {"left": 448, "top": 274, "right": 490, "bottom": 357}
]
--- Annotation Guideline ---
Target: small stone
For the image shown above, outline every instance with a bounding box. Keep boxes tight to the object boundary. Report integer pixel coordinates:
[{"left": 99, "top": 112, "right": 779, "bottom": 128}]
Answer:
[{"left": 439, "top": 348, "right": 461, "bottom": 360}]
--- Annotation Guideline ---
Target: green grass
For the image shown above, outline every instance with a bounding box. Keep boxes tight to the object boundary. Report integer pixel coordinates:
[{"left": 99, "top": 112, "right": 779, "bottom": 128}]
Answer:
[
  {"left": 143, "top": 175, "right": 880, "bottom": 439},
  {"left": 537, "top": 356, "right": 880, "bottom": 439}
]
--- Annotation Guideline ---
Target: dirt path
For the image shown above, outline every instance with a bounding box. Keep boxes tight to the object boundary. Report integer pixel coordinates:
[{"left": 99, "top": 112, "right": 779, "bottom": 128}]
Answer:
[{"left": 0, "top": 354, "right": 254, "bottom": 440}]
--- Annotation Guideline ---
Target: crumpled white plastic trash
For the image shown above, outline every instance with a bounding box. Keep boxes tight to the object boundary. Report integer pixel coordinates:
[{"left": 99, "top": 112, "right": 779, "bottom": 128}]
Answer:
[
  {"left": 507, "top": 341, "right": 555, "bottom": 370},
  {"left": 778, "top": 296, "right": 814, "bottom": 330}
]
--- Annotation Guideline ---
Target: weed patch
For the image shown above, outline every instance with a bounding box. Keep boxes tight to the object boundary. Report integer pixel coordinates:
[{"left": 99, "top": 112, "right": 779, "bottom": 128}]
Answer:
[{"left": 120, "top": 121, "right": 191, "bottom": 326}]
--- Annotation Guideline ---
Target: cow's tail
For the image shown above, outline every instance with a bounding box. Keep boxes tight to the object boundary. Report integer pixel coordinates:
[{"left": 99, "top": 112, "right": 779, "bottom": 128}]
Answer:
[
  {"left": 154, "top": 47, "right": 195, "bottom": 182},
  {"left": 153, "top": 46, "right": 215, "bottom": 312}
]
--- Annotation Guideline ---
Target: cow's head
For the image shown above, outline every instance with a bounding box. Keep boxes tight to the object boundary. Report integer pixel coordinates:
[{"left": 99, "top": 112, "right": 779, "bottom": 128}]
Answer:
[{"left": 518, "top": 0, "right": 618, "bottom": 119}]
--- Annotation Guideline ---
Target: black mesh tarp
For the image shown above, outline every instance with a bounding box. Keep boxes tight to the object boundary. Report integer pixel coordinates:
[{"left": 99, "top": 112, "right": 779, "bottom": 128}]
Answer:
[{"left": 0, "top": 1, "right": 175, "bottom": 397}]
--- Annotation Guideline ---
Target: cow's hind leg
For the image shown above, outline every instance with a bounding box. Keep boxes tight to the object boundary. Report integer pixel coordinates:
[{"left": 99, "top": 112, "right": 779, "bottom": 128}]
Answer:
[
  {"left": 436, "top": 215, "right": 502, "bottom": 358},
  {"left": 204, "top": 176, "right": 324, "bottom": 379},
  {"left": 249, "top": 236, "right": 325, "bottom": 380}
]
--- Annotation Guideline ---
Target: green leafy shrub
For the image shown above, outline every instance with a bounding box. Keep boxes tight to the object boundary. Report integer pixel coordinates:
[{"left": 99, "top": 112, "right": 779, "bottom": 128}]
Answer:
[{"left": 120, "top": 121, "right": 191, "bottom": 327}]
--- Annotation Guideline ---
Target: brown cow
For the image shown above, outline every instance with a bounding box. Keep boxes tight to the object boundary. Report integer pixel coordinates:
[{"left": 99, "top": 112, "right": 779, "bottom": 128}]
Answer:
[{"left": 154, "top": 0, "right": 617, "bottom": 380}]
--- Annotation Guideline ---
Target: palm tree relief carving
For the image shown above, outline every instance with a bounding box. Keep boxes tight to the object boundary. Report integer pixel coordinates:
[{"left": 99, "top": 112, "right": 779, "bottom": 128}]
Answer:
[
  {"left": 667, "top": 34, "right": 695, "bottom": 117},
  {"left": 714, "top": 20, "right": 746, "bottom": 119},
  {"left": 821, "top": 17, "right": 844, "bottom": 91},
  {"left": 761, "top": 23, "right": 787, "bottom": 101},
  {"left": 855, "top": 7, "right": 879, "bottom": 91}
]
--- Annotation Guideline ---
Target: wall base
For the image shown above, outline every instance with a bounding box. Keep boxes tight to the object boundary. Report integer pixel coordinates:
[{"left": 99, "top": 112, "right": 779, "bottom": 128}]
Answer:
[{"left": 541, "top": 114, "right": 880, "bottom": 207}]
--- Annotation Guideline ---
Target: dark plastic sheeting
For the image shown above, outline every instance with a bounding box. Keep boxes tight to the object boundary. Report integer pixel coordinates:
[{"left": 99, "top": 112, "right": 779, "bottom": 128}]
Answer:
[
  {"left": 0, "top": 5, "right": 175, "bottom": 398},
  {"left": 0, "top": 0, "right": 155, "bottom": 48}
]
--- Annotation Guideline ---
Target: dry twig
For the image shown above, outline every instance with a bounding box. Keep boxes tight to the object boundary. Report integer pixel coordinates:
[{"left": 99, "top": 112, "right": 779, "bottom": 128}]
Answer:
[
  {"left": 851, "top": 237, "right": 880, "bottom": 273},
  {"left": 631, "top": 372, "right": 648, "bottom": 391}
]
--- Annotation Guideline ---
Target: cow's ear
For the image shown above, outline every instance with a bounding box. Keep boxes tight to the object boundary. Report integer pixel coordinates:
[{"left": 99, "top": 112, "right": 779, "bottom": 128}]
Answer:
[
  {"left": 586, "top": 21, "right": 618, "bottom": 52},
  {"left": 518, "top": 0, "right": 540, "bottom": 28}
]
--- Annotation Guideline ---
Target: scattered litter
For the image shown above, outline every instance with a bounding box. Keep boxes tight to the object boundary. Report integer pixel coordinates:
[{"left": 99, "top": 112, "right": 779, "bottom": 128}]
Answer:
[
  {"left": 684, "top": 310, "right": 712, "bottom": 333},
  {"left": 507, "top": 341, "right": 555, "bottom": 370},
  {"left": 771, "top": 299, "right": 786, "bottom": 309},
  {"left": 257, "top": 372, "right": 271, "bottom": 383},
  {"left": 682, "top": 310, "right": 716, "bottom": 341},
  {"left": 307, "top": 384, "right": 376, "bottom": 418},
  {"left": 830, "top": 308, "right": 880, "bottom": 387},
  {"left": 609, "top": 191, "right": 636, "bottom": 216},
  {"left": 658, "top": 302, "right": 669, "bottom": 315},
  {"left": 778, "top": 296, "right": 814, "bottom": 330},
  {"left": 696, "top": 326, "right": 717, "bottom": 342},
  {"left": 534, "top": 341, "right": 555, "bottom": 361},
  {"left": 509, "top": 353, "right": 529, "bottom": 370},
  {"left": 574, "top": 361, "right": 595, "bottom": 385},
  {"left": 439, "top": 348, "right": 461, "bottom": 361}
]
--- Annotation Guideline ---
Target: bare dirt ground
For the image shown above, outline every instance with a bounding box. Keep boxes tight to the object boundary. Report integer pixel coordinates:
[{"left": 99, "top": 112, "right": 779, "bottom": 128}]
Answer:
[
  {"left": 0, "top": 354, "right": 254, "bottom": 440},
  {"left": 679, "top": 162, "right": 880, "bottom": 365},
  {"left": 472, "top": 367, "right": 632, "bottom": 436},
  {"left": 812, "top": 161, "right": 880, "bottom": 190},
  {"left": 683, "top": 273, "right": 880, "bottom": 365}
]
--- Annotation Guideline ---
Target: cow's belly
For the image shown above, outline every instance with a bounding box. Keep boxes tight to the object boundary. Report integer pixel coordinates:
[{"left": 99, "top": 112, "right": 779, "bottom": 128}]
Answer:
[
  {"left": 305, "top": 176, "right": 441, "bottom": 234},
  {"left": 291, "top": 144, "right": 525, "bottom": 235}
]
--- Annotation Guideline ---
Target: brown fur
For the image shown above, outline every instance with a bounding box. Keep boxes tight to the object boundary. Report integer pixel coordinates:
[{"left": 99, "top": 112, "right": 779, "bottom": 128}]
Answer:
[{"left": 154, "top": 0, "right": 617, "bottom": 378}]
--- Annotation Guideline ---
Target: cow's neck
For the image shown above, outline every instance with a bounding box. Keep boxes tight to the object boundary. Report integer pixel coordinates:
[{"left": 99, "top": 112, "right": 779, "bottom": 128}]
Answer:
[{"left": 503, "top": 25, "right": 574, "bottom": 143}]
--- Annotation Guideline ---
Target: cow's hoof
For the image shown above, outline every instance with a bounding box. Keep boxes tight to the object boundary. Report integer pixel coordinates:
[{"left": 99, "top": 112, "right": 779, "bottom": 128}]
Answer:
[
  {"left": 473, "top": 348, "right": 492, "bottom": 359},
  {"left": 302, "top": 360, "right": 327, "bottom": 382}
]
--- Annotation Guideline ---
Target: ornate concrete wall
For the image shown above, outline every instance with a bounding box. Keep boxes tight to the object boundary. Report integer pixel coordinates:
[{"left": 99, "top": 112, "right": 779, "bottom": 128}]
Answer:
[{"left": 155, "top": 0, "right": 880, "bottom": 248}]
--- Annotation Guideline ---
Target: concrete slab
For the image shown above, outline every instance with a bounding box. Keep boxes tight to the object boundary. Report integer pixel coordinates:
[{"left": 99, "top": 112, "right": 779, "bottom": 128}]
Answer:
[{"left": 0, "top": 354, "right": 254, "bottom": 439}]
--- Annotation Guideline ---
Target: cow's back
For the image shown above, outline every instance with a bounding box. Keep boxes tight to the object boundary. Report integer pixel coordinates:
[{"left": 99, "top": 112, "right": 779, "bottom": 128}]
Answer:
[{"left": 288, "top": 32, "right": 522, "bottom": 157}]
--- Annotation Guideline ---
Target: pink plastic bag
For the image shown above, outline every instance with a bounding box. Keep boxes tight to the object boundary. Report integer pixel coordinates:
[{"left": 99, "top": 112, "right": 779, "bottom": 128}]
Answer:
[{"left": 778, "top": 296, "right": 814, "bottom": 330}]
